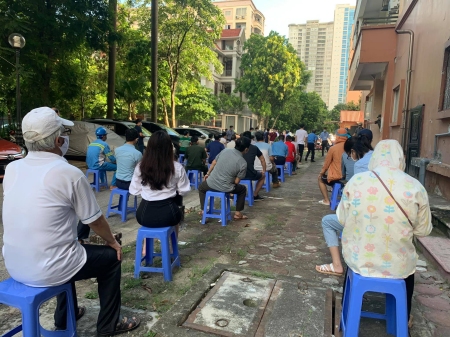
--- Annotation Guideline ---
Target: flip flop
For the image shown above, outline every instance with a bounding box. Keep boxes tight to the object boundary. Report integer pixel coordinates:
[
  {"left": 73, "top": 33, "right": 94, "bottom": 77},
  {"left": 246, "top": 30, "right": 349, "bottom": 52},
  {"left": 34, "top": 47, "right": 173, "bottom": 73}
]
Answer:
[
  {"left": 97, "top": 316, "right": 141, "bottom": 336},
  {"left": 233, "top": 214, "right": 248, "bottom": 220},
  {"left": 76, "top": 306, "right": 86, "bottom": 321},
  {"left": 318, "top": 200, "right": 330, "bottom": 206},
  {"left": 315, "top": 263, "right": 343, "bottom": 277}
]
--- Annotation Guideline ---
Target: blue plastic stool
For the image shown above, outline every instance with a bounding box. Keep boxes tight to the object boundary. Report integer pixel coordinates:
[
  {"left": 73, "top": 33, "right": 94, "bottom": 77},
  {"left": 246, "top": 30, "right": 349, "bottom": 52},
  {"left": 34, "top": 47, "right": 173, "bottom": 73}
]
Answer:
[
  {"left": 85, "top": 169, "right": 108, "bottom": 192},
  {"left": 330, "top": 183, "right": 343, "bottom": 211},
  {"left": 0, "top": 278, "right": 77, "bottom": 337},
  {"left": 201, "top": 191, "right": 232, "bottom": 226},
  {"left": 106, "top": 188, "right": 138, "bottom": 222},
  {"left": 134, "top": 226, "right": 180, "bottom": 282},
  {"left": 262, "top": 171, "right": 271, "bottom": 192},
  {"left": 286, "top": 162, "right": 293, "bottom": 176},
  {"left": 340, "top": 268, "right": 408, "bottom": 337},
  {"left": 276, "top": 165, "right": 285, "bottom": 182},
  {"left": 234, "top": 180, "right": 254, "bottom": 207},
  {"left": 187, "top": 170, "right": 202, "bottom": 190},
  {"left": 178, "top": 154, "right": 185, "bottom": 165}
]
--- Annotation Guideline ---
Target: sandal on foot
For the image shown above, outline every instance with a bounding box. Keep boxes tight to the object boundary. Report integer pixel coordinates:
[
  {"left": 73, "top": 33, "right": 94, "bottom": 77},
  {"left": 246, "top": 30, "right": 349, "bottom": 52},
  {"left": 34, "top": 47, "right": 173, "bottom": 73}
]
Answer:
[
  {"left": 318, "top": 200, "right": 330, "bottom": 206},
  {"left": 233, "top": 214, "right": 248, "bottom": 220},
  {"left": 315, "top": 263, "right": 343, "bottom": 277},
  {"left": 97, "top": 316, "right": 141, "bottom": 336}
]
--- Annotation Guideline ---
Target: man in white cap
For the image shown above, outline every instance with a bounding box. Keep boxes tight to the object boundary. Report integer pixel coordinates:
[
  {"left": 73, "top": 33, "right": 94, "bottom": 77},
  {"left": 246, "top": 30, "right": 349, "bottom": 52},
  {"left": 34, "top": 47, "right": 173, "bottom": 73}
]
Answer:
[{"left": 2, "top": 107, "right": 140, "bottom": 335}]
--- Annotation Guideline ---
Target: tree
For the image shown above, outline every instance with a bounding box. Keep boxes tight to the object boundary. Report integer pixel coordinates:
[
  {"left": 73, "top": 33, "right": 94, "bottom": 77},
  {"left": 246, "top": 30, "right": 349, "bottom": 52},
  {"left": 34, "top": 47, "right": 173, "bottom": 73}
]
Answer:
[
  {"left": 0, "top": 0, "right": 110, "bottom": 114},
  {"left": 215, "top": 93, "right": 245, "bottom": 114},
  {"left": 236, "top": 31, "right": 305, "bottom": 127},
  {"left": 136, "top": 0, "right": 225, "bottom": 127},
  {"left": 176, "top": 81, "right": 217, "bottom": 123}
]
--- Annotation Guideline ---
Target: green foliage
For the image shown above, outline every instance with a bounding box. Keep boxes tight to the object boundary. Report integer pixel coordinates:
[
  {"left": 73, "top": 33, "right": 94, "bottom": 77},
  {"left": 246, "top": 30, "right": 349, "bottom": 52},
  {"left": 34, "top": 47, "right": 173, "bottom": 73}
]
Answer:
[
  {"left": 176, "top": 81, "right": 217, "bottom": 123},
  {"left": 236, "top": 31, "right": 305, "bottom": 127},
  {"left": 328, "top": 101, "right": 361, "bottom": 131},
  {"left": 214, "top": 93, "right": 245, "bottom": 114},
  {"left": 85, "top": 291, "right": 99, "bottom": 299}
]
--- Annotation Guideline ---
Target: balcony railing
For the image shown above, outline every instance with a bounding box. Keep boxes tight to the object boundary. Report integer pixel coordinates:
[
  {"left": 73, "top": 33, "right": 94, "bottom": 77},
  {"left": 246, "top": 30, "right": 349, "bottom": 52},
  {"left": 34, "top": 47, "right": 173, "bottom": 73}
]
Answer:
[
  {"left": 353, "top": 16, "right": 398, "bottom": 50},
  {"left": 223, "top": 69, "right": 232, "bottom": 77}
]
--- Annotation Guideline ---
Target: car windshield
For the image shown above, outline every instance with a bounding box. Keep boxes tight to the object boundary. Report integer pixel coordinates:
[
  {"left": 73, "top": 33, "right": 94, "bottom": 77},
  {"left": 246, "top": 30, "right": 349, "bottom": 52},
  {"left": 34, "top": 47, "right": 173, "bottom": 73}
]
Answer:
[
  {"left": 157, "top": 123, "right": 180, "bottom": 137},
  {"left": 125, "top": 123, "right": 152, "bottom": 137}
]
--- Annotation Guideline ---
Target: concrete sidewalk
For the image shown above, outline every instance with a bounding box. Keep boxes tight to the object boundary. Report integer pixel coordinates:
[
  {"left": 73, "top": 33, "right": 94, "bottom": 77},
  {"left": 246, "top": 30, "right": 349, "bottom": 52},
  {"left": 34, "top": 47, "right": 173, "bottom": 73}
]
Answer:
[{"left": 0, "top": 157, "right": 449, "bottom": 336}]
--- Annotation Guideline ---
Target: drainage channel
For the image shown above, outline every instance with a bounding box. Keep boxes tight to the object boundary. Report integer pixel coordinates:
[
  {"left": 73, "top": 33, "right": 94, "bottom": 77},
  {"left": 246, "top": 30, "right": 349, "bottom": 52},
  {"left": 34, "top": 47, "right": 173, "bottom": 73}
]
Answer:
[{"left": 182, "top": 271, "right": 332, "bottom": 336}]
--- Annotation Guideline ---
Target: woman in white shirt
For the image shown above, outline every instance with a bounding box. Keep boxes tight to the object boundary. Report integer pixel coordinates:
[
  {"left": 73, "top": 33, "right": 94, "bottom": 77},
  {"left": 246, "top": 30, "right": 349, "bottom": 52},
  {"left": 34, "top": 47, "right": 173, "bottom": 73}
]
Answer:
[{"left": 130, "top": 131, "right": 190, "bottom": 232}]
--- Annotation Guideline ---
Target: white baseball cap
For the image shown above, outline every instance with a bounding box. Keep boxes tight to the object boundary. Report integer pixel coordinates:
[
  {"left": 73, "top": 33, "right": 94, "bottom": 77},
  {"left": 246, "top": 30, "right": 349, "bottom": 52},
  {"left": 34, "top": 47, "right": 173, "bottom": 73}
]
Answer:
[{"left": 22, "top": 107, "right": 74, "bottom": 143}]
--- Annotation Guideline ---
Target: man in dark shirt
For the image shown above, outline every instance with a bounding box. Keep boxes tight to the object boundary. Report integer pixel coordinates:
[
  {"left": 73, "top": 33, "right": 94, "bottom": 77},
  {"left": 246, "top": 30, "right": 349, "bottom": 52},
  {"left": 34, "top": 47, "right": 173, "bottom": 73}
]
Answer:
[
  {"left": 242, "top": 132, "right": 266, "bottom": 201},
  {"left": 134, "top": 119, "right": 145, "bottom": 154},
  {"left": 185, "top": 136, "right": 207, "bottom": 174},
  {"left": 268, "top": 129, "right": 277, "bottom": 143},
  {"left": 206, "top": 134, "right": 225, "bottom": 164}
]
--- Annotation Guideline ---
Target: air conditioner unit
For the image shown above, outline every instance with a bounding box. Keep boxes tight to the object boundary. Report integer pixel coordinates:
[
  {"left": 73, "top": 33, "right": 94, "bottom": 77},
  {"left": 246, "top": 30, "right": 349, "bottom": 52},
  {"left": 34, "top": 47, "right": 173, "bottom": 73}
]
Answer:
[{"left": 235, "top": 15, "right": 240, "bottom": 19}]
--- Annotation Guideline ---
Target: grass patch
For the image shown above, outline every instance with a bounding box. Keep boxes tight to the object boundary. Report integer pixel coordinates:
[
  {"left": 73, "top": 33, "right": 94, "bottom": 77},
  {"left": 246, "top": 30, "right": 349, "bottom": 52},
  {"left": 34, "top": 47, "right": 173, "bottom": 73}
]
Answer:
[
  {"left": 237, "top": 248, "right": 247, "bottom": 259},
  {"left": 251, "top": 270, "right": 275, "bottom": 279},
  {"left": 123, "top": 277, "right": 142, "bottom": 290},
  {"left": 122, "top": 261, "right": 135, "bottom": 273},
  {"left": 85, "top": 291, "right": 98, "bottom": 299},
  {"left": 146, "top": 332, "right": 157, "bottom": 337},
  {"left": 122, "top": 246, "right": 132, "bottom": 254},
  {"left": 265, "top": 214, "right": 282, "bottom": 228}
]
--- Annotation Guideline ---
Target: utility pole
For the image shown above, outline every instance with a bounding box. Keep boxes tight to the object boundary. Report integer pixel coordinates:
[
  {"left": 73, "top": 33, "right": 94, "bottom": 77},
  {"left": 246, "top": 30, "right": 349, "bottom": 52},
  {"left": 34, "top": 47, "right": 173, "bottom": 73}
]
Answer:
[
  {"left": 151, "top": 0, "right": 158, "bottom": 122},
  {"left": 107, "top": 0, "right": 118, "bottom": 119}
]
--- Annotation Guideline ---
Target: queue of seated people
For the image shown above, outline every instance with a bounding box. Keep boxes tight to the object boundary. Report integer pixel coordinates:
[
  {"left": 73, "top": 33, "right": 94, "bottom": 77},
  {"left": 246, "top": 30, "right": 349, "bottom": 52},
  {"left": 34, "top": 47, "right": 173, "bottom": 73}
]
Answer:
[{"left": 314, "top": 126, "right": 432, "bottom": 329}]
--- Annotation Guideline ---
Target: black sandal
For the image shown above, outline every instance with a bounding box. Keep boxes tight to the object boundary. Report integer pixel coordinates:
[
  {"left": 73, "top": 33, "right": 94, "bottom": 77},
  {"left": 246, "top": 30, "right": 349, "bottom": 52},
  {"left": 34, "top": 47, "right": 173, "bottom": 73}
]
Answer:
[{"left": 97, "top": 316, "right": 141, "bottom": 336}]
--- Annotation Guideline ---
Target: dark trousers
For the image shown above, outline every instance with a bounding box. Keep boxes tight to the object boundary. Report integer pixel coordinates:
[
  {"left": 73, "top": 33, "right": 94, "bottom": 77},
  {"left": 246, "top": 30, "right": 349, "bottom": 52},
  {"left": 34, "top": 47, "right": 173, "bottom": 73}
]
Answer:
[
  {"left": 322, "top": 141, "right": 329, "bottom": 156},
  {"left": 186, "top": 165, "right": 208, "bottom": 175},
  {"left": 297, "top": 144, "right": 305, "bottom": 162},
  {"left": 198, "top": 180, "right": 246, "bottom": 212},
  {"left": 116, "top": 178, "right": 131, "bottom": 190},
  {"left": 55, "top": 245, "right": 121, "bottom": 334},
  {"left": 77, "top": 221, "right": 90, "bottom": 240},
  {"left": 305, "top": 143, "right": 315, "bottom": 161},
  {"left": 137, "top": 144, "right": 145, "bottom": 154}
]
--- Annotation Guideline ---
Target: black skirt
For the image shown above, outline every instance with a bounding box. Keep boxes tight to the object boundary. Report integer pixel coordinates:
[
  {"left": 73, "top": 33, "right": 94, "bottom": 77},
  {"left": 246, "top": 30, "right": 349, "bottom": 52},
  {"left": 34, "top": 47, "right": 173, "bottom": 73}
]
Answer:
[{"left": 136, "top": 196, "right": 182, "bottom": 228}]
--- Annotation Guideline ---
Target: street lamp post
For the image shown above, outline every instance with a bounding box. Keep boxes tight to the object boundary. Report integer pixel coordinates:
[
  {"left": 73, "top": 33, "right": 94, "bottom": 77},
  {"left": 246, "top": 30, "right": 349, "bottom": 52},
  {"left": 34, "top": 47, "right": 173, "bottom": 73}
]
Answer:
[{"left": 8, "top": 33, "right": 26, "bottom": 125}]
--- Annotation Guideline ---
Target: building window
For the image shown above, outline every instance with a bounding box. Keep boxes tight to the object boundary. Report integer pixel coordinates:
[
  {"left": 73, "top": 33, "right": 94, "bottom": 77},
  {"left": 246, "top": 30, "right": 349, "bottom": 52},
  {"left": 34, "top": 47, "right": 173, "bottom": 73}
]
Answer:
[
  {"left": 236, "top": 8, "right": 247, "bottom": 18},
  {"left": 224, "top": 24, "right": 231, "bottom": 29},
  {"left": 392, "top": 86, "right": 400, "bottom": 123},
  {"left": 224, "top": 10, "right": 231, "bottom": 16},
  {"left": 440, "top": 46, "right": 450, "bottom": 111}
]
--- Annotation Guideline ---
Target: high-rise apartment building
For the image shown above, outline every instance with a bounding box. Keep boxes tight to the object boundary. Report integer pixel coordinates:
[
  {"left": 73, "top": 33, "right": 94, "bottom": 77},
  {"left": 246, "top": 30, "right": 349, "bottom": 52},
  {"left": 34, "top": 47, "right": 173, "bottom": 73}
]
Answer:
[
  {"left": 288, "top": 21, "right": 334, "bottom": 106},
  {"left": 212, "top": 0, "right": 265, "bottom": 38},
  {"left": 328, "top": 4, "right": 355, "bottom": 108}
]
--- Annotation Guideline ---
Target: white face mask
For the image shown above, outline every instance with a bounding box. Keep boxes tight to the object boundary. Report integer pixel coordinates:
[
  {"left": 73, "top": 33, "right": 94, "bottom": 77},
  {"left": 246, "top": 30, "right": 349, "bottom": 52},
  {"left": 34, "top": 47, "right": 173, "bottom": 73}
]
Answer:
[{"left": 60, "top": 136, "right": 69, "bottom": 156}]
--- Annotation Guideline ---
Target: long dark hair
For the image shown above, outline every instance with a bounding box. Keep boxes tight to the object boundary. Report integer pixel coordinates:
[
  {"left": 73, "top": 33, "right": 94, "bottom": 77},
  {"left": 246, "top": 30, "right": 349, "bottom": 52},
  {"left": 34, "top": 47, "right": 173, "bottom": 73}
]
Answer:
[{"left": 139, "top": 130, "right": 175, "bottom": 190}]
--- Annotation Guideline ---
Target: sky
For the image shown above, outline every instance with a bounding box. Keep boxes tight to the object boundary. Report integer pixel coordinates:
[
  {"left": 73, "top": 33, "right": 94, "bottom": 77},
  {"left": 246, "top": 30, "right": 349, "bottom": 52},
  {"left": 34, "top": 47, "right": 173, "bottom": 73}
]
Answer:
[{"left": 254, "top": 0, "right": 357, "bottom": 37}]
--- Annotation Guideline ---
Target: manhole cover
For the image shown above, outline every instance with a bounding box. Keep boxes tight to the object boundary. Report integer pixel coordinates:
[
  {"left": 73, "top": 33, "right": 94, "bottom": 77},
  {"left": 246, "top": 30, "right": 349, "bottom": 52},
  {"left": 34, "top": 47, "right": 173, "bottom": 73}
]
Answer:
[{"left": 183, "top": 271, "right": 275, "bottom": 336}]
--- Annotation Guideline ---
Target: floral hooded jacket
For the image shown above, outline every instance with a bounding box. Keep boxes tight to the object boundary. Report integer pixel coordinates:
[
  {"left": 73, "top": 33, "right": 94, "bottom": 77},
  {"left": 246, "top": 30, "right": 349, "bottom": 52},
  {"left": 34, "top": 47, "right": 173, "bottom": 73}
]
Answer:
[{"left": 337, "top": 140, "right": 432, "bottom": 279}]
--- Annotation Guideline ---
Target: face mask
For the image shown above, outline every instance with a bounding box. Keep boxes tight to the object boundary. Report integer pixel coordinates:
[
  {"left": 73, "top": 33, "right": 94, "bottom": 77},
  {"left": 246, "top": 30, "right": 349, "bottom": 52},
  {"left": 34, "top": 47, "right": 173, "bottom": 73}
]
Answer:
[{"left": 60, "top": 136, "right": 69, "bottom": 156}]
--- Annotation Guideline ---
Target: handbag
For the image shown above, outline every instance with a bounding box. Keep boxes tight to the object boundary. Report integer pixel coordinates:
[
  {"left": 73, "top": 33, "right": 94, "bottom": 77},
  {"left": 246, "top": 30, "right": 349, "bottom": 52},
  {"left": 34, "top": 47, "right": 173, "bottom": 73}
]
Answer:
[{"left": 372, "top": 170, "right": 413, "bottom": 227}]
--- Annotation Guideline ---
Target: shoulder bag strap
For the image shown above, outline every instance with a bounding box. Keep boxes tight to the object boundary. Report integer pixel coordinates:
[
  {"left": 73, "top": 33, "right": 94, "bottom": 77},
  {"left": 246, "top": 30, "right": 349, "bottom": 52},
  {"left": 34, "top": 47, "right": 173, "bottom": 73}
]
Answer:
[{"left": 372, "top": 170, "right": 413, "bottom": 227}]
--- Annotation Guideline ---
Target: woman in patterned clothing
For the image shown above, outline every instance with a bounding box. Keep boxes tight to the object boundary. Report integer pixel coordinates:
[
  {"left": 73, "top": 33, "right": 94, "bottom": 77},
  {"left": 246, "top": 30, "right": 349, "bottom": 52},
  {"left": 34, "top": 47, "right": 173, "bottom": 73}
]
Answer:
[{"left": 338, "top": 139, "right": 432, "bottom": 324}]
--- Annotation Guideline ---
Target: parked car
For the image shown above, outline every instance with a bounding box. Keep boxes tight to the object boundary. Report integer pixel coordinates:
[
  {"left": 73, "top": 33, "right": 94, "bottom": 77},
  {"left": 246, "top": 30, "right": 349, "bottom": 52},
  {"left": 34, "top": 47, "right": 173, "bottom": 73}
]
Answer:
[
  {"left": 141, "top": 121, "right": 181, "bottom": 153},
  {"left": 190, "top": 124, "right": 222, "bottom": 136},
  {"left": 84, "top": 119, "right": 151, "bottom": 147},
  {"left": 65, "top": 121, "right": 125, "bottom": 159},
  {"left": 0, "top": 137, "right": 26, "bottom": 180},
  {"left": 174, "top": 127, "right": 209, "bottom": 147}
]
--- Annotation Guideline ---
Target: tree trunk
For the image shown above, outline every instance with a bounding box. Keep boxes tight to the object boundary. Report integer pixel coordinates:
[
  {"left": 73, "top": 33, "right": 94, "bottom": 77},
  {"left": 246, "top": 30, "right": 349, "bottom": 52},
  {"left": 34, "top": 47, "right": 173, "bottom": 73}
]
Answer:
[
  {"left": 162, "top": 98, "right": 170, "bottom": 126},
  {"left": 107, "top": 0, "right": 118, "bottom": 119},
  {"left": 170, "top": 87, "right": 177, "bottom": 128},
  {"left": 131, "top": 103, "right": 136, "bottom": 120},
  {"left": 271, "top": 115, "right": 279, "bottom": 129},
  {"left": 128, "top": 103, "right": 132, "bottom": 120}
]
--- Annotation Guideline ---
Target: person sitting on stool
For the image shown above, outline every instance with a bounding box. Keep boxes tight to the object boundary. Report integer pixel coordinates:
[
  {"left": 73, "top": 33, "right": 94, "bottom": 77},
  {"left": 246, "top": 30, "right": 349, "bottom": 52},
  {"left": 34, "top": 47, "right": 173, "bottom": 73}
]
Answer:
[{"left": 115, "top": 129, "right": 142, "bottom": 190}]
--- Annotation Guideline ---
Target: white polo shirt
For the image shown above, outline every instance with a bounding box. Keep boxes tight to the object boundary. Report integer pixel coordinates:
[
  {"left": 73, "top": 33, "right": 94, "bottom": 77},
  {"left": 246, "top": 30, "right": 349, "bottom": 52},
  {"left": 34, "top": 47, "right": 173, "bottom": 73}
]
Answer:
[
  {"left": 2, "top": 152, "right": 102, "bottom": 287},
  {"left": 295, "top": 129, "right": 308, "bottom": 145}
]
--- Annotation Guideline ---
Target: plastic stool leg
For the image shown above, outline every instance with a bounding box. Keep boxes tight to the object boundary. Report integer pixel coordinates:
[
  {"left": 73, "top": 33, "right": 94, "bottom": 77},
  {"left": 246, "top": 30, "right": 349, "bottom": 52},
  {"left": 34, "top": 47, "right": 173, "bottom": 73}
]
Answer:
[
  {"left": 134, "top": 234, "right": 144, "bottom": 279},
  {"left": 106, "top": 191, "right": 114, "bottom": 218},
  {"left": 170, "top": 230, "right": 181, "bottom": 267},
  {"left": 160, "top": 234, "right": 173, "bottom": 281},
  {"left": 226, "top": 194, "right": 232, "bottom": 222},
  {"left": 385, "top": 293, "right": 397, "bottom": 335},
  {"left": 120, "top": 194, "right": 128, "bottom": 222},
  {"left": 21, "top": 305, "right": 40, "bottom": 337},
  {"left": 64, "top": 287, "right": 78, "bottom": 336},
  {"left": 344, "top": 287, "right": 364, "bottom": 337},
  {"left": 220, "top": 195, "right": 227, "bottom": 226},
  {"left": 146, "top": 238, "right": 154, "bottom": 266}
]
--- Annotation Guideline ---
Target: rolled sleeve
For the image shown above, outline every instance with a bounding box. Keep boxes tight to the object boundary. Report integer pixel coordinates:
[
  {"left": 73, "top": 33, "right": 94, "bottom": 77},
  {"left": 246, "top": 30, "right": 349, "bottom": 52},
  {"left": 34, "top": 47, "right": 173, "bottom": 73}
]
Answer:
[
  {"left": 176, "top": 167, "right": 191, "bottom": 196},
  {"left": 73, "top": 176, "right": 102, "bottom": 224},
  {"left": 413, "top": 188, "right": 433, "bottom": 237}
]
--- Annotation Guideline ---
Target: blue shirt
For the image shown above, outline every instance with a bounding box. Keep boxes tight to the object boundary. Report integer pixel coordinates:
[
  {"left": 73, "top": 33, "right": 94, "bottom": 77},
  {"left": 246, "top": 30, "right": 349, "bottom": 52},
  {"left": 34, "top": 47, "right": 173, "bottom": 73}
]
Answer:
[
  {"left": 307, "top": 133, "right": 318, "bottom": 144},
  {"left": 86, "top": 139, "right": 116, "bottom": 169},
  {"left": 319, "top": 131, "right": 329, "bottom": 141},
  {"left": 115, "top": 143, "right": 142, "bottom": 181},
  {"left": 354, "top": 150, "right": 374, "bottom": 175},
  {"left": 271, "top": 140, "right": 288, "bottom": 157},
  {"left": 341, "top": 152, "right": 355, "bottom": 181},
  {"left": 206, "top": 140, "right": 225, "bottom": 164}
]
